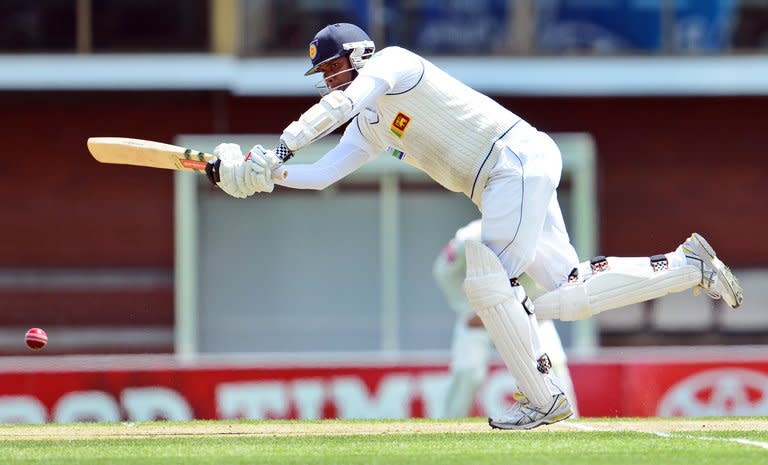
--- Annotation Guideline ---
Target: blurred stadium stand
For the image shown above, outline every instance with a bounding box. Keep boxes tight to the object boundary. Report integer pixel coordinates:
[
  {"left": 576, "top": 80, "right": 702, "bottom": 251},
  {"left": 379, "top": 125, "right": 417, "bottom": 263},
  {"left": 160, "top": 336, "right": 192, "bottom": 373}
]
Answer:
[{"left": 0, "top": 0, "right": 766, "bottom": 355}]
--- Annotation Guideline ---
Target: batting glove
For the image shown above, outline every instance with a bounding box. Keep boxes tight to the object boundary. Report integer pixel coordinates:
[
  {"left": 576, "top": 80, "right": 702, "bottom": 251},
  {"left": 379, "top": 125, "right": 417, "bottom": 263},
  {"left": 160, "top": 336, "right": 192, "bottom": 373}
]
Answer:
[
  {"left": 211, "top": 143, "right": 253, "bottom": 198},
  {"left": 243, "top": 145, "right": 279, "bottom": 193}
]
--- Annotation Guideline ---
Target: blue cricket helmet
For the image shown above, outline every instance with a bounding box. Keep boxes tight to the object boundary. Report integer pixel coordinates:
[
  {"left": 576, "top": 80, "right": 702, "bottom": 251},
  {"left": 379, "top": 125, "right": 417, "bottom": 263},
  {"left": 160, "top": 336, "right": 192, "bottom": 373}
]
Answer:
[{"left": 305, "top": 23, "right": 375, "bottom": 76}]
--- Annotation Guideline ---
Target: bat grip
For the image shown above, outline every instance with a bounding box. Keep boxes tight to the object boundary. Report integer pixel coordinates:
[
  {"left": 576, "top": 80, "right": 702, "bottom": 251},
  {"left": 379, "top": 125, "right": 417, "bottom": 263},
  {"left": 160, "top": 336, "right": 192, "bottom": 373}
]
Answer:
[{"left": 205, "top": 159, "right": 221, "bottom": 186}]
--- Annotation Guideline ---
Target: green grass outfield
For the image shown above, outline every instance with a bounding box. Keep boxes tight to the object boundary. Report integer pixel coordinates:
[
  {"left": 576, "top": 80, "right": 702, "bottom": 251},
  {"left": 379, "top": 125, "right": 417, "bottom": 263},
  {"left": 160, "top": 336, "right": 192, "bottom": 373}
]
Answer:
[{"left": 1, "top": 417, "right": 766, "bottom": 465}]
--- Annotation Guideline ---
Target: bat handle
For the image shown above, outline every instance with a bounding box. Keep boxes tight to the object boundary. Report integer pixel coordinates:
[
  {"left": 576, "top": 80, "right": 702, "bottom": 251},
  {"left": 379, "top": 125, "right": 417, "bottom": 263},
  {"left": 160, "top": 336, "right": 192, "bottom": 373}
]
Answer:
[{"left": 205, "top": 160, "right": 221, "bottom": 185}]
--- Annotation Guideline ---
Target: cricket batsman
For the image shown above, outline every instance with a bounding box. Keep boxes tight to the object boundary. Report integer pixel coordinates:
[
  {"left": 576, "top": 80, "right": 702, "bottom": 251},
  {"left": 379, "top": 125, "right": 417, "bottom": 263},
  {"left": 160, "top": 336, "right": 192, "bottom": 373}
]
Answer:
[{"left": 207, "top": 23, "right": 743, "bottom": 429}]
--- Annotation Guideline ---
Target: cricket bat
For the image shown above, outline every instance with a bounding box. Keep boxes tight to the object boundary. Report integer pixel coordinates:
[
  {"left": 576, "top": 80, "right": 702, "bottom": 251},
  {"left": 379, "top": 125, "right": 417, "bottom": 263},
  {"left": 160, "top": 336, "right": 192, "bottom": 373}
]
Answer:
[
  {"left": 87, "top": 137, "right": 288, "bottom": 179},
  {"left": 87, "top": 137, "right": 217, "bottom": 172}
]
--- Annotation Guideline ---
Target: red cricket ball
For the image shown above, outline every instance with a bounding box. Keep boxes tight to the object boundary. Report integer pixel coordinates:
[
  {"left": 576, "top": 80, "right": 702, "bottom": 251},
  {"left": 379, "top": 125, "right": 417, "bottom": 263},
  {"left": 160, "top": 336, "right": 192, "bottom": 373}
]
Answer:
[{"left": 25, "top": 327, "right": 48, "bottom": 350}]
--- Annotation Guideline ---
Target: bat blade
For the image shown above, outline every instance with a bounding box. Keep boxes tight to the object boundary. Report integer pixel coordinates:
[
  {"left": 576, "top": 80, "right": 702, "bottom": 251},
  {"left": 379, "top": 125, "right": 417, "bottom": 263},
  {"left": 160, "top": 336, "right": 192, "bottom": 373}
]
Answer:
[{"left": 87, "top": 137, "right": 215, "bottom": 172}]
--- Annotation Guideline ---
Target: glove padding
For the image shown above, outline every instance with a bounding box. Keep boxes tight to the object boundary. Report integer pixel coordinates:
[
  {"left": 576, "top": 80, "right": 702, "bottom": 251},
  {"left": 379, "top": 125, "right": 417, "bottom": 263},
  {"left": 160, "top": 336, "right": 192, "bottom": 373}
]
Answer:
[
  {"left": 243, "top": 144, "right": 280, "bottom": 193},
  {"left": 212, "top": 143, "right": 278, "bottom": 198}
]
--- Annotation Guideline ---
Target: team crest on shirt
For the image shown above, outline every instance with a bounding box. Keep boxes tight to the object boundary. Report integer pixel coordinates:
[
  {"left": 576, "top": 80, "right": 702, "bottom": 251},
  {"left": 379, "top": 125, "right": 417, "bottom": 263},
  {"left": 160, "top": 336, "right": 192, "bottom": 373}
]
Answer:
[
  {"left": 390, "top": 112, "right": 411, "bottom": 138},
  {"left": 309, "top": 42, "right": 317, "bottom": 59}
]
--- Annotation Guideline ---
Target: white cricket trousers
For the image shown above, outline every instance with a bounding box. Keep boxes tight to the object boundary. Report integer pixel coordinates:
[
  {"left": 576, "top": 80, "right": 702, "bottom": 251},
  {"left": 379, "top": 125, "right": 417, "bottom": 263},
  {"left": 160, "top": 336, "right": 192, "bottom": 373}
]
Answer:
[{"left": 480, "top": 123, "right": 580, "bottom": 291}]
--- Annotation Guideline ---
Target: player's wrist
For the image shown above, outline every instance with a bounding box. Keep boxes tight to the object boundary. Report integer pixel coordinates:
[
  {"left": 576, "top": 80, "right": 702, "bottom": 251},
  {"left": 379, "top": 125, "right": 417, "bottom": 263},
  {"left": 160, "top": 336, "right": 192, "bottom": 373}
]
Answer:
[{"left": 275, "top": 140, "right": 295, "bottom": 162}]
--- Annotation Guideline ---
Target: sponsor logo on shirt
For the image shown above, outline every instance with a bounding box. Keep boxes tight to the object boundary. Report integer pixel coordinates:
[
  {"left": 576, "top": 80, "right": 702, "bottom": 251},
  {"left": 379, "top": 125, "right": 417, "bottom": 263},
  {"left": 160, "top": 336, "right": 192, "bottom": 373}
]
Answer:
[
  {"left": 387, "top": 146, "right": 406, "bottom": 160},
  {"left": 390, "top": 112, "right": 411, "bottom": 138}
]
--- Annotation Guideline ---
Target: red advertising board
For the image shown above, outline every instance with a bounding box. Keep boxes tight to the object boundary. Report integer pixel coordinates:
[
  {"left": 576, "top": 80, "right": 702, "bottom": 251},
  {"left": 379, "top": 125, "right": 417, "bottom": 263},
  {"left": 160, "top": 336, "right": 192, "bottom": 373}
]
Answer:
[
  {"left": 0, "top": 349, "right": 765, "bottom": 423},
  {"left": 568, "top": 347, "right": 768, "bottom": 417}
]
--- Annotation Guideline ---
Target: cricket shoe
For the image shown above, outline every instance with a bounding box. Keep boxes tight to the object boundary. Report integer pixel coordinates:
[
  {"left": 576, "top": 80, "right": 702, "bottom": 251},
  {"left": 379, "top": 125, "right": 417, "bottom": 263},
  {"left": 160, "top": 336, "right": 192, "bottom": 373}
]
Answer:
[
  {"left": 488, "top": 392, "right": 573, "bottom": 430},
  {"left": 680, "top": 233, "right": 743, "bottom": 308}
]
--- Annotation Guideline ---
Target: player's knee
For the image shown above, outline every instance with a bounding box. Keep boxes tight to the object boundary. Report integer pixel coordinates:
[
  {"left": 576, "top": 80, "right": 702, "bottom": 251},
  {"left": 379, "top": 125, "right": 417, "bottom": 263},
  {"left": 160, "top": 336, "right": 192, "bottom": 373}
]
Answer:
[
  {"left": 464, "top": 276, "right": 510, "bottom": 311},
  {"left": 501, "top": 246, "right": 537, "bottom": 281},
  {"left": 535, "top": 283, "right": 591, "bottom": 321},
  {"left": 558, "top": 283, "right": 591, "bottom": 320},
  {"left": 463, "top": 242, "right": 514, "bottom": 310}
]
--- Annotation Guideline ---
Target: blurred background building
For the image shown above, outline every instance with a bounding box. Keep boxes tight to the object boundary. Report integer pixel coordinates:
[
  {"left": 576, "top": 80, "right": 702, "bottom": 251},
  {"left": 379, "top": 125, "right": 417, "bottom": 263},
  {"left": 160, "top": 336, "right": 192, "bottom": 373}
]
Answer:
[{"left": 0, "top": 0, "right": 766, "bottom": 422}]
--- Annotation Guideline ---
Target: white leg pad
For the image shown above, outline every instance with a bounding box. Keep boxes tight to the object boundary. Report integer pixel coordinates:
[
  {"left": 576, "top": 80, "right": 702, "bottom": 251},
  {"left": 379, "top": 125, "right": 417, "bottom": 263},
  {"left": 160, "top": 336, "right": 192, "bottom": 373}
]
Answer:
[
  {"left": 463, "top": 240, "right": 553, "bottom": 407},
  {"left": 534, "top": 264, "right": 701, "bottom": 321}
]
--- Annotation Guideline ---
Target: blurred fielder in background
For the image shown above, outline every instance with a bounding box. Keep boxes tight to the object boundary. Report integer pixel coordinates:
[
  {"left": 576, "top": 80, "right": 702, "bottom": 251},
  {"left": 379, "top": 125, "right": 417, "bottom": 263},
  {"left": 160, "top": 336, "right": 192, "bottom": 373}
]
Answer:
[
  {"left": 433, "top": 219, "right": 578, "bottom": 418},
  {"left": 208, "top": 23, "right": 743, "bottom": 430}
]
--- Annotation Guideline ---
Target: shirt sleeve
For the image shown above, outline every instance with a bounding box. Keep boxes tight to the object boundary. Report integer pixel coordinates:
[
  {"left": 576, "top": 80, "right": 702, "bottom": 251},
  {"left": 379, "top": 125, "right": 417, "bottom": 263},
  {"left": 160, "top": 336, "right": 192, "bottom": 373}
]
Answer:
[
  {"left": 344, "top": 75, "right": 390, "bottom": 115},
  {"left": 343, "top": 47, "right": 423, "bottom": 112},
  {"left": 273, "top": 124, "right": 377, "bottom": 190},
  {"left": 357, "top": 47, "right": 424, "bottom": 94}
]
